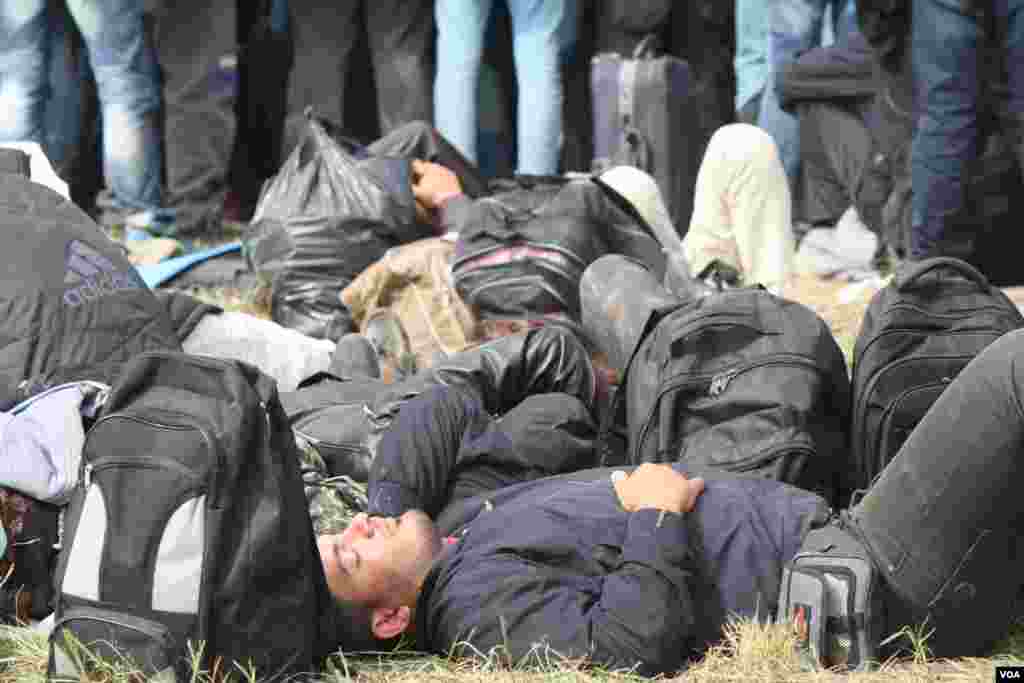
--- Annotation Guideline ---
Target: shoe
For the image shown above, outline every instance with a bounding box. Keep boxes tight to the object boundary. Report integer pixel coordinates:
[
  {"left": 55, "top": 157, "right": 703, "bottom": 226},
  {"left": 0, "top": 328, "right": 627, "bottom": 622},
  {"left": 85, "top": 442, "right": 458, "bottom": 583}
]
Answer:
[
  {"left": 698, "top": 260, "right": 742, "bottom": 293},
  {"left": 662, "top": 249, "right": 715, "bottom": 301},
  {"left": 329, "top": 334, "right": 381, "bottom": 381},
  {"left": 364, "top": 311, "right": 416, "bottom": 378}
]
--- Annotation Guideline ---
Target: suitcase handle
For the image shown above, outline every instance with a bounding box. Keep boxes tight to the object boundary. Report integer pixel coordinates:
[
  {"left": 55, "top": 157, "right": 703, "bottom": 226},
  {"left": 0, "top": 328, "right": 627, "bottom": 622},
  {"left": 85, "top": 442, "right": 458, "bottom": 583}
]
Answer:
[
  {"left": 633, "top": 34, "right": 661, "bottom": 60},
  {"left": 894, "top": 257, "right": 991, "bottom": 293}
]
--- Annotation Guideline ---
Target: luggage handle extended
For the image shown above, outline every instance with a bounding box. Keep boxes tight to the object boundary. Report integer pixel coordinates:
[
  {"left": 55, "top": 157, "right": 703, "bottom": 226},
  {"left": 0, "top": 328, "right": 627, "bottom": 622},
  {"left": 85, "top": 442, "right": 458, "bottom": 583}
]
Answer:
[
  {"left": 632, "top": 34, "right": 662, "bottom": 60},
  {"left": 894, "top": 257, "right": 991, "bottom": 293}
]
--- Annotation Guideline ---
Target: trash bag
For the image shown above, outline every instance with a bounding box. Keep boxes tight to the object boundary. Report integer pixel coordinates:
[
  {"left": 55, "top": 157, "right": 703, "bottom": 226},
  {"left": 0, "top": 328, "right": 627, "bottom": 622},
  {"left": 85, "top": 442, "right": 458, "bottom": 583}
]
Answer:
[{"left": 245, "top": 115, "right": 431, "bottom": 340}]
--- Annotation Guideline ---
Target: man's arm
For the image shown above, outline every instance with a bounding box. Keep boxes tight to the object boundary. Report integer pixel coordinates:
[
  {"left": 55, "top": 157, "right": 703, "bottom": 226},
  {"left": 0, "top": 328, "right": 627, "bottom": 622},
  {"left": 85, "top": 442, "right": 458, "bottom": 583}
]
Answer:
[
  {"left": 428, "top": 509, "right": 697, "bottom": 676},
  {"left": 368, "top": 385, "right": 492, "bottom": 519},
  {"left": 369, "top": 384, "right": 598, "bottom": 519},
  {"left": 412, "top": 159, "right": 473, "bottom": 234},
  {"left": 426, "top": 465, "right": 706, "bottom": 676}
]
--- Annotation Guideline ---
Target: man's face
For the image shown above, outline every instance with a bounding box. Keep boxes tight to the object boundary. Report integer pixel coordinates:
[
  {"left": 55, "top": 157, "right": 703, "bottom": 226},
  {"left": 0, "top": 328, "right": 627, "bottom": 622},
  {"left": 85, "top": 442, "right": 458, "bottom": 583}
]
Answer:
[{"left": 319, "top": 510, "right": 440, "bottom": 607}]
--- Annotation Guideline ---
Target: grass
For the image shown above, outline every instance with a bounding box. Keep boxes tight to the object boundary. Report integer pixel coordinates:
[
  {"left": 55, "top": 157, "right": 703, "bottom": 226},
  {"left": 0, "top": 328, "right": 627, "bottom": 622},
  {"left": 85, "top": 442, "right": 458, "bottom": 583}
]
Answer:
[{"left": 4, "top": 266, "right": 1023, "bottom": 680}]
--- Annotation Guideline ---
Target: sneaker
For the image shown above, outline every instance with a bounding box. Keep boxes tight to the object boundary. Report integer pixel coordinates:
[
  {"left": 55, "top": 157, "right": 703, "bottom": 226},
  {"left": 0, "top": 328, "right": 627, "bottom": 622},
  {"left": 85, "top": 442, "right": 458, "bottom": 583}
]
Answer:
[
  {"left": 698, "top": 260, "right": 742, "bottom": 292},
  {"left": 329, "top": 334, "right": 381, "bottom": 381}
]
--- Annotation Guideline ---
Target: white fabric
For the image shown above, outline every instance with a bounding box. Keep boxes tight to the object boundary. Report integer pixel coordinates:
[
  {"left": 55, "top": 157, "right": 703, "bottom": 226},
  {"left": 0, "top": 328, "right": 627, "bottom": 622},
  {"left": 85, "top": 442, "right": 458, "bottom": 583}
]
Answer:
[
  {"left": 598, "top": 165, "right": 686, "bottom": 256},
  {"left": 796, "top": 206, "right": 879, "bottom": 281},
  {"left": 682, "top": 123, "right": 794, "bottom": 295},
  {"left": 181, "top": 312, "right": 336, "bottom": 392},
  {"left": 0, "top": 142, "right": 70, "bottom": 199}
]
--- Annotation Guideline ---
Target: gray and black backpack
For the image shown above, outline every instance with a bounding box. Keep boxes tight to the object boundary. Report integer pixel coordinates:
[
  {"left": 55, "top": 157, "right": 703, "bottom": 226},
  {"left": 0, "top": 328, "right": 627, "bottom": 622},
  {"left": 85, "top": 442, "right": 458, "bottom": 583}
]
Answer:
[{"left": 48, "top": 352, "right": 333, "bottom": 681}]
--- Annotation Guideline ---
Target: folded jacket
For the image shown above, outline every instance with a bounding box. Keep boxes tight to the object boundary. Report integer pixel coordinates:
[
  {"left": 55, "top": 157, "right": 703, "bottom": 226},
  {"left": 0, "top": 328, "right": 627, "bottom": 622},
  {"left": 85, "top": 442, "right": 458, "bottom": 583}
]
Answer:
[{"left": 0, "top": 382, "right": 108, "bottom": 505}]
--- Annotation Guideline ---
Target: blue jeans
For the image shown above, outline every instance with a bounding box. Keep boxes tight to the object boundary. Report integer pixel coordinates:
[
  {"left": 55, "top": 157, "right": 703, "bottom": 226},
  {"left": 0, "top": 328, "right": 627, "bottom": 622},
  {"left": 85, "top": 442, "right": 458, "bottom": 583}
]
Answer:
[
  {"left": 735, "top": 0, "right": 771, "bottom": 114},
  {"left": 910, "top": 0, "right": 1024, "bottom": 259},
  {"left": 0, "top": 0, "right": 163, "bottom": 210},
  {"left": 434, "top": 0, "right": 574, "bottom": 175},
  {"left": 757, "top": 0, "right": 860, "bottom": 184}
]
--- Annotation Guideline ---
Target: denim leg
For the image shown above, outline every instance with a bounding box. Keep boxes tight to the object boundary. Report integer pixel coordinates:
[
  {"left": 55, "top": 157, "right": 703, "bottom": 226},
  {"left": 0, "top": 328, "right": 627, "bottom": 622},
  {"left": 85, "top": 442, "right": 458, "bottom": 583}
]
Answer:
[
  {"left": 507, "top": 0, "right": 567, "bottom": 175},
  {"left": 434, "top": 0, "right": 493, "bottom": 164},
  {"left": 851, "top": 329, "right": 1024, "bottom": 656},
  {"left": 0, "top": 0, "right": 49, "bottom": 145},
  {"left": 44, "top": 4, "right": 84, "bottom": 171},
  {"left": 758, "top": 0, "right": 831, "bottom": 184},
  {"left": 1000, "top": 0, "right": 1024, "bottom": 117},
  {"left": 909, "top": 0, "right": 981, "bottom": 259},
  {"left": 734, "top": 0, "right": 770, "bottom": 114},
  {"left": 66, "top": 0, "right": 163, "bottom": 210}
]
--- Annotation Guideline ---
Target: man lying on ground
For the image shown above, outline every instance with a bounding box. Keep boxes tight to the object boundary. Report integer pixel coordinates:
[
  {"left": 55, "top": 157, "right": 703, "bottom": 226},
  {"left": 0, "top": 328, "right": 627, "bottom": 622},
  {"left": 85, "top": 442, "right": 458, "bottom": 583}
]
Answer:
[
  {"left": 318, "top": 282, "right": 1024, "bottom": 675},
  {"left": 413, "top": 122, "right": 795, "bottom": 295},
  {"left": 280, "top": 323, "right": 607, "bottom": 483}
]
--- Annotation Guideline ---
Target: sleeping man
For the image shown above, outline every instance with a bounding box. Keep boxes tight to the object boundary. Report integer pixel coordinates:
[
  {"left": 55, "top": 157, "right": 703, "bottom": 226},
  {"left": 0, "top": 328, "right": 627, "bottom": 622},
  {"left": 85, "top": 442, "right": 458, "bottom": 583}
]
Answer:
[
  {"left": 318, "top": 307, "right": 1024, "bottom": 676},
  {"left": 316, "top": 124, "right": 1024, "bottom": 675}
]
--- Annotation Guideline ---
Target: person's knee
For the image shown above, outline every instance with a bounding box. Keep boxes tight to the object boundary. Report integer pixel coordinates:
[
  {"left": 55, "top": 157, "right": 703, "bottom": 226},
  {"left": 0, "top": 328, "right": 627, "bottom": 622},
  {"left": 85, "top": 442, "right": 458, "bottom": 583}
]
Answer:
[{"left": 708, "top": 123, "right": 782, "bottom": 167}]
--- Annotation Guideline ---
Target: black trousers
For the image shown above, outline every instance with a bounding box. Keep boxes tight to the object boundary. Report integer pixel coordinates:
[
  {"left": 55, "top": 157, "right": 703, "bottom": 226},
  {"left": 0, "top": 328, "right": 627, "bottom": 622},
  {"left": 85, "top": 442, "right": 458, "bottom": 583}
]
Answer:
[
  {"left": 581, "top": 253, "right": 1024, "bottom": 658},
  {"left": 282, "top": 0, "right": 434, "bottom": 158},
  {"left": 151, "top": 0, "right": 237, "bottom": 235}
]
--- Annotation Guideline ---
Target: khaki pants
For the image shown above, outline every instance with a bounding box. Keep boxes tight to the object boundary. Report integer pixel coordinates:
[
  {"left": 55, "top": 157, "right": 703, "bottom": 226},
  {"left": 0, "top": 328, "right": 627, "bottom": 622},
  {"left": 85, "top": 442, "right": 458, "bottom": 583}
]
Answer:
[{"left": 682, "top": 123, "right": 794, "bottom": 294}]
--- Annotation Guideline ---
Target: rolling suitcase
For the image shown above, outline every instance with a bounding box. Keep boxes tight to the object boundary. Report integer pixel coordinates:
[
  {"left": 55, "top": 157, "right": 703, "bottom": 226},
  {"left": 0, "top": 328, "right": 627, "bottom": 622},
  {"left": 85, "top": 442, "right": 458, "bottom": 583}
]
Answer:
[{"left": 591, "top": 35, "right": 701, "bottom": 237}]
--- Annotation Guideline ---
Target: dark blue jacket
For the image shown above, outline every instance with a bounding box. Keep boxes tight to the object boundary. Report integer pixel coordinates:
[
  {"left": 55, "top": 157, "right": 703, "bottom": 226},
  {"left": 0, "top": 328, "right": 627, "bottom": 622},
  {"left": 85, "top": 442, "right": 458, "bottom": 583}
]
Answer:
[{"left": 369, "top": 386, "right": 830, "bottom": 676}]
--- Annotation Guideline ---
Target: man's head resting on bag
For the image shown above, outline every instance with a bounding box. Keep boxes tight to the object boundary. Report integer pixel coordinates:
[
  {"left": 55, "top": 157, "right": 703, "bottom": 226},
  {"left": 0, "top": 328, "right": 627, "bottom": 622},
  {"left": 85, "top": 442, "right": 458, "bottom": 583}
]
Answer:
[{"left": 319, "top": 511, "right": 443, "bottom": 647}]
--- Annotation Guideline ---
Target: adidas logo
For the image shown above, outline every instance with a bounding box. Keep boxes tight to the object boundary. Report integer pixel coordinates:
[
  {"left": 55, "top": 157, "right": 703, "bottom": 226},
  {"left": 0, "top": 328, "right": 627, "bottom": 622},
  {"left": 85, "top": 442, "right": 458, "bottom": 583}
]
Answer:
[{"left": 63, "top": 240, "right": 142, "bottom": 307}]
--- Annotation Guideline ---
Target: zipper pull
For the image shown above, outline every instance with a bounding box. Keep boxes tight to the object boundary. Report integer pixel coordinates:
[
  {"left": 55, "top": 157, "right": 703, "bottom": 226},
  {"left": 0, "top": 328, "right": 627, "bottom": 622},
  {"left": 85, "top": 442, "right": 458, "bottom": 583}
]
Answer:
[
  {"left": 82, "top": 463, "right": 93, "bottom": 489},
  {"left": 709, "top": 370, "right": 735, "bottom": 397}
]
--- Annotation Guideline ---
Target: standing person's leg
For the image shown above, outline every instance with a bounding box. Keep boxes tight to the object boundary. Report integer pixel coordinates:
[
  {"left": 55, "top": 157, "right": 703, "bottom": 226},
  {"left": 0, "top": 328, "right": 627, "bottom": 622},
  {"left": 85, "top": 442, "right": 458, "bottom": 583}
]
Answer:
[
  {"left": 799, "top": 101, "right": 873, "bottom": 228},
  {"left": 734, "top": 0, "right": 770, "bottom": 119},
  {"left": 851, "top": 328, "right": 1024, "bottom": 657},
  {"left": 909, "top": 0, "right": 981, "bottom": 260},
  {"left": 433, "top": 0, "right": 492, "bottom": 164},
  {"left": 364, "top": 0, "right": 434, "bottom": 134},
  {"left": 507, "top": 0, "right": 569, "bottom": 175},
  {"left": 757, "top": 0, "right": 827, "bottom": 185},
  {"left": 66, "top": 0, "right": 163, "bottom": 211},
  {"left": 1006, "top": 0, "right": 1024, "bottom": 176},
  {"left": 681, "top": 123, "right": 794, "bottom": 295},
  {"left": 0, "top": 0, "right": 52, "bottom": 146},
  {"left": 282, "top": 1, "right": 359, "bottom": 159},
  {"left": 151, "top": 0, "right": 237, "bottom": 235}
]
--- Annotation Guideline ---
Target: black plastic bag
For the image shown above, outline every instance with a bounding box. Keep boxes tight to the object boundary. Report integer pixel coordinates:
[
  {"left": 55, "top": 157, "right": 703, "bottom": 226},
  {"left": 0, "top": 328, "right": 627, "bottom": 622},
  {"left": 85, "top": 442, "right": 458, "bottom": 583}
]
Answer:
[{"left": 245, "top": 115, "right": 431, "bottom": 340}]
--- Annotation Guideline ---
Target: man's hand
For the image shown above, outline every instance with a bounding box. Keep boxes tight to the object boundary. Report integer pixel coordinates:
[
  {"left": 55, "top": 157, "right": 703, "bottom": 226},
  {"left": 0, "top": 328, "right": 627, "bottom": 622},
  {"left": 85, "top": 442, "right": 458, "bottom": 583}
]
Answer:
[
  {"left": 613, "top": 464, "right": 705, "bottom": 515},
  {"left": 411, "top": 159, "right": 463, "bottom": 211}
]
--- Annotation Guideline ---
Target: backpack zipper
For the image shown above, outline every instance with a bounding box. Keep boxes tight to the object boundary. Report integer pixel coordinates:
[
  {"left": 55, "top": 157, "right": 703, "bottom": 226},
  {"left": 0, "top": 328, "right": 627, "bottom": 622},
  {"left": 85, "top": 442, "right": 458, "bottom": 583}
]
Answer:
[
  {"left": 633, "top": 354, "right": 824, "bottom": 462},
  {"left": 870, "top": 378, "right": 952, "bottom": 476},
  {"left": 82, "top": 456, "right": 204, "bottom": 491},
  {"left": 54, "top": 608, "right": 174, "bottom": 644},
  {"left": 82, "top": 411, "right": 221, "bottom": 504},
  {"left": 851, "top": 350, "right": 984, "bottom": 466}
]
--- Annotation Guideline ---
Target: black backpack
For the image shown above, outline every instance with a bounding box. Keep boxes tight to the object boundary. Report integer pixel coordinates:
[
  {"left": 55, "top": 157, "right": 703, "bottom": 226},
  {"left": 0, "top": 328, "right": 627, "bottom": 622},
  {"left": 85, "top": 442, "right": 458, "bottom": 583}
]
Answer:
[
  {"left": 49, "top": 352, "right": 333, "bottom": 681},
  {"left": 607, "top": 288, "right": 852, "bottom": 505},
  {"left": 849, "top": 257, "right": 1024, "bottom": 495}
]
